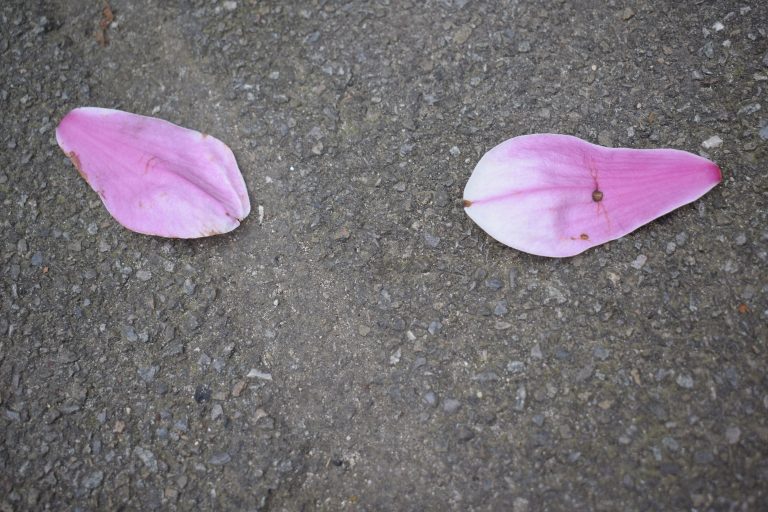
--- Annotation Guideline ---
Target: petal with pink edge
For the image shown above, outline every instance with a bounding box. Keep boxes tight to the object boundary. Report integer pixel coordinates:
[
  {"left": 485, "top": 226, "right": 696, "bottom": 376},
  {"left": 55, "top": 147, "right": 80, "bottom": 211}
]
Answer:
[
  {"left": 56, "top": 107, "right": 250, "bottom": 238},
  {"left": 463, "top": 134, "right": 721, "bottom": 257}
]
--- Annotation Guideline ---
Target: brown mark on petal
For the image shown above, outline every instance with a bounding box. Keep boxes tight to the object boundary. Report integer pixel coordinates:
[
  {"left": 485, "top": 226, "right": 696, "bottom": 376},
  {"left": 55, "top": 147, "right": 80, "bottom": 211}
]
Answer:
[
  {"left": 463, "top": 199, "right": 473, "bottom": 208},
  {"left": 586, "top": 154, "right": 612, "bottom": 229},
  {"left": 144, "top": 155, "right": 158, "bottom": 174},
  {"left": 67, "top": 151, "right": 89, "bottom": 182},
  {"left": 570, "top": 233, "right": 590, "bottom": 241}
]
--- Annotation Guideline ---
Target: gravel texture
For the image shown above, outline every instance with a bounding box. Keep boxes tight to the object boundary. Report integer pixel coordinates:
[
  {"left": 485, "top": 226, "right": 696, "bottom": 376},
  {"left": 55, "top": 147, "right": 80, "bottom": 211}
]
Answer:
[{"left": 1, "top": 0, "right": 767, "bottom": 510}]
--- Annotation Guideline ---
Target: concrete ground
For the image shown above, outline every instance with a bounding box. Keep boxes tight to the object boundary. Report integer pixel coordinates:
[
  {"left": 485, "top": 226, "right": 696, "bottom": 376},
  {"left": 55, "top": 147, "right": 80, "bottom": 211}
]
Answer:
[{"left": 1, "top": 0, "right": 767, "bottom": 510}]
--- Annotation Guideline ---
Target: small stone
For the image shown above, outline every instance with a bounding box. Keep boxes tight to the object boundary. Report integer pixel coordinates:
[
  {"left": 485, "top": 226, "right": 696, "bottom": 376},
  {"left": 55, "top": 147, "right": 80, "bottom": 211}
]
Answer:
[
  {"left": 424, "top": 232, "right": 441, "bottom": 248},
  {"left": 433, "top": 189, "right": 449, "bottom": 207},
  {"left": 712, "top": 21, "right": 724, "bottom": 31},
  {"left": 621, "top": 7, "right": 635, "bottom": 20},
  {"left": 453, "top": 25, "right": 472, "bottom": 45},
  {"left": 513, "top": 385, "right": 527, "bottom": 411},
  {"left": 630, "top": 254, "right": 647, "bottom": 269},
  {"left": 231, "top": 380, "right": 247, "bottom": 397},
  {"left": 725, "top": 426, "right": 741, "bottom": 444},
  {"left": 194, "top": 384, "right": 212, "bottom": 403},
  {"left": 253, "top": 408, "right": 268, "bottom": 423},
  {"left": 676, "top": 374, "right": 694, "bottom": 389},
  {"left": 423, "top": 391, "right": 437, "bottom": 407},
  {"left": 472, "top": 371, "right": 499, "bottom": 383},
  {"left": 575, "top": 365, "right": 594, "bottom": 382},
  {"left": 485, "top": 278, "right": 504, "bottom": 290},
  {"left": 4, "top": 409, "right": 20, "bottom": 421},
  {"left": 389, "top": 348, "right": 401, "bottom": 365},
  {"left": 449, "top": 146, "right": 461, "bottom": 157},
  {"left": 493, "top": 300, "right": 508, "bottom": 316},
  {"left": 513, "top": 497, "right": 530, "bottom": 512},
  {"left": 662, "top": 436, "right": 679, "bottom": 452},
  {"left": 30, "top": 252, "right": 43, "bottom": 266},
  {"left": 517, "top": 41, "right": 531, "bottom": 53},
  {"left": 428, "top": 321, "right": 442, "bottom": 335},
  {"left": 508, "top": 269, "right": 517, "bottom": 289},
  {"left": 246, "top": 369, "right": 273, "bottom": 380},
  {"left": 137, "top": 366, "right": 159, "bottom": 383},
  {"left": 443, "top": 398, "right": 461, "bottom": 413},
  {"left": 665, "top": 242, "right": 677, "bottom": 255},
  {"left": 702, "top": 41, "right": 714, "bottom": 59},
  {"left": 222, "top": 1, "right": 237, "bottom": 10},
  {"left": 598, "top": 131, "right": 613, "bottom": 147},
  {"left": 507, "top": 361, "right": 525, "bottom": 373},
  {"left": 530, "top": 344, "right": 543, "bottom": 360},
  {"left": 81, "top": 470, "right": 104, "bottom": 490},
  {"left": 737, "top": 103, "right": 761, "bottom": 116},
  {"left": 208, "top": 452, "right": 231, "bottom": 465},
  {"left": 121, "top": 325, "right": 138, "bottom": 342},
  {"left": 198, "top": 353, "right": 211, "bottom": 367},
  {"left": 734, "top": 233, "right": 747, "bottom": 246},
  {"left": 759, "top": 125, "right": 768, "bottom": 140},
  {"left": 211, "top": 404, "right": 223, "bottom": 421},
  {"left": 164, "top": 342, "right": 183, "bottom": 356},
  {"left": 134, "top": 446, "right": 158, "bottom": 472},
  {"left": 592, "top": 346, "right": 610, "bottom": 360},
  {"left": 597, "top": 400, "right": 613, "bottom": 410},
  {"left": 701, "top": 135, "right": 723, "bottom": 149},
  {"left": 181, "top": 313, "right": 200, "bottom": 332},
  {"left": 457, "top": 425, "right": 475, "bottom": 442},
  {"left": 212, "top": 358, "right": 225, "bottom": 372},
  {"left": 333, "top": 226, "right": 351, "bottom": 241}
]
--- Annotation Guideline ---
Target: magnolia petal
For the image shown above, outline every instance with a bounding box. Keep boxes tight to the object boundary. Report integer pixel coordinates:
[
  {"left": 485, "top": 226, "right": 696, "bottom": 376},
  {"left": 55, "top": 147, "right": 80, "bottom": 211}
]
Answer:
[
  {"left": 463, "top": 134, "right": 721, "bottom": 257},
  {"left": 56, "top": 107, "right": 250, "bottom": 238}
]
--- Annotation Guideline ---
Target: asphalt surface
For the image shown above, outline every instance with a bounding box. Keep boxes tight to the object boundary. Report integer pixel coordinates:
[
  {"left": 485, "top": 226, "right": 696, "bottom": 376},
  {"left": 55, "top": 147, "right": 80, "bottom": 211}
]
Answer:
[{"left": 1, "top": 0, "right": 767, "bottom": 510}]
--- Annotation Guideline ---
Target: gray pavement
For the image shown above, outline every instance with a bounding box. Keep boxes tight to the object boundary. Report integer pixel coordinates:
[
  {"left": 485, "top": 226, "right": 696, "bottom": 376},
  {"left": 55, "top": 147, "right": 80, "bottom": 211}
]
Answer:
[{"left": 1, "top": 0, "right": 767, "bottom": 510}]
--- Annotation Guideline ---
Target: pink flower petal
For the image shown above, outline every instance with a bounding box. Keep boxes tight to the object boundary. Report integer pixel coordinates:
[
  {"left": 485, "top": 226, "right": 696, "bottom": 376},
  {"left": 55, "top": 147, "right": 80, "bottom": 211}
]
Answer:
[
  {"left": 463, "top": 134, "right": 722, "bottom": 257},
  {"left": 56, "top": 107, "right": 250, "bottom": 238}
]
